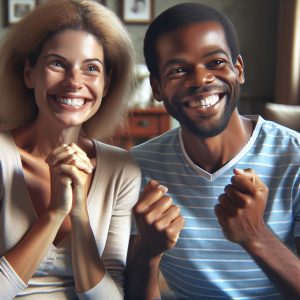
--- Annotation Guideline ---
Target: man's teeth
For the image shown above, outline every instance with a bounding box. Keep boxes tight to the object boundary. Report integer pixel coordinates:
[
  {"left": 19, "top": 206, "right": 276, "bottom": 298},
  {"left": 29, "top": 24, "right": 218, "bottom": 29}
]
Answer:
[
  {"left": 57, "top": 97, "right": 85, "bottom": 108},
  {"left": 188, "top": 94, "right": 220, "bottom": 108}
]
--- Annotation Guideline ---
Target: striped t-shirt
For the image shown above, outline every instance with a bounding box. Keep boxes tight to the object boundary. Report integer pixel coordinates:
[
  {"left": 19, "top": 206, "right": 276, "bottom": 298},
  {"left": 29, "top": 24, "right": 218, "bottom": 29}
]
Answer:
[{"left": 130, "top": 116, "right": 300, "bottom": 299}]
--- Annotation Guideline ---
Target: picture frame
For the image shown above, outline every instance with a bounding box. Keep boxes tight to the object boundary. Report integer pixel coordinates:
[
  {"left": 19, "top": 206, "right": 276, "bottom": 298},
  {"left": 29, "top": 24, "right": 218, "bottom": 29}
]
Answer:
[
  {"left": 97, "top": 0, "right": 106, "bottom": 5},
  {"left": 6, "top": 0, "right": 38, "bottom": 25},
  {"left": 121, "top": 0, "right": 154, "bottom": 24}
]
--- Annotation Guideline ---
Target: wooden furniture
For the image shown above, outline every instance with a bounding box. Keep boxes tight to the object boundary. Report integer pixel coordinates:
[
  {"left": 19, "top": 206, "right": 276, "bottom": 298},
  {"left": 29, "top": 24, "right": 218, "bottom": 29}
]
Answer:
[{"left": 112, "top": 107, "right": 171, "bottom": 149}]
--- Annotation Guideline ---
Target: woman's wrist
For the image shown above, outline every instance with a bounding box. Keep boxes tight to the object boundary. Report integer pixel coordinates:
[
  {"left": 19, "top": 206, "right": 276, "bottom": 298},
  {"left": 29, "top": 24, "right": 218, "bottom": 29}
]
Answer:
[{"left": 70, "top": 208, "right": 89, "bottom": 223}]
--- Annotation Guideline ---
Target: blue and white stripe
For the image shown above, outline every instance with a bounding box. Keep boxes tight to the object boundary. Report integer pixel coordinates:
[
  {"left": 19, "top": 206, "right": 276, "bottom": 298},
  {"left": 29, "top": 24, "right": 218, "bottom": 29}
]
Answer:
[{"left": 131, "top": 116, "right": 300, "bottom": 299}]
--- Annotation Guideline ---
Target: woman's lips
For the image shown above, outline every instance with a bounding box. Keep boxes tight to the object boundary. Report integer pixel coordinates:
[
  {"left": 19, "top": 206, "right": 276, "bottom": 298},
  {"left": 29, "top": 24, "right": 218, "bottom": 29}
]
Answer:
[{"left": 56, "top": 96, "right": 86, "bottom": 108}]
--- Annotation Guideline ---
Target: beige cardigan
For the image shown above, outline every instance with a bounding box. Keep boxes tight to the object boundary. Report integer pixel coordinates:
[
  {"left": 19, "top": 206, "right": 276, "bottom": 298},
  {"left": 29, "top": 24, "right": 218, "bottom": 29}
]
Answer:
[{"left": 0, "top": 132, "right": 141, "bottom": 299}]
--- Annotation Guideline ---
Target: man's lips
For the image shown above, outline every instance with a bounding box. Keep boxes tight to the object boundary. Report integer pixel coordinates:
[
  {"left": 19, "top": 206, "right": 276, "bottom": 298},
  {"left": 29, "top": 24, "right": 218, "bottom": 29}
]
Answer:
[{"left": 182, "top": 93, "right": 225, "bottom": 109}]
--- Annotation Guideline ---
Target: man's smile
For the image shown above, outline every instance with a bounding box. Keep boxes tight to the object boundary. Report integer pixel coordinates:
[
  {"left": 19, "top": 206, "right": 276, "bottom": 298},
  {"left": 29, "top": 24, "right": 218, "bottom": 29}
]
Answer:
[{"left": 183, "top": 93, "right": 225, "bottom": 109}]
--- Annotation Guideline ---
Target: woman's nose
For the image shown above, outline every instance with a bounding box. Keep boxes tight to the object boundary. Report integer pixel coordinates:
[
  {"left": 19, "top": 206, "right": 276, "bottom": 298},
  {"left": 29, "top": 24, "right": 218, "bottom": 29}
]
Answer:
[{"left": 62, "top": 68, "right": 83, "bottom": 90}]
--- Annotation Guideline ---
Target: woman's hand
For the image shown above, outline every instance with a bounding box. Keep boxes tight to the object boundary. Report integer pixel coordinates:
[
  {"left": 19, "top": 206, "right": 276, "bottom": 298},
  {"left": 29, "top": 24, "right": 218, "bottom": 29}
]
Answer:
[{"left": 46, "top": 143, "right": 94, "bottom": 218}]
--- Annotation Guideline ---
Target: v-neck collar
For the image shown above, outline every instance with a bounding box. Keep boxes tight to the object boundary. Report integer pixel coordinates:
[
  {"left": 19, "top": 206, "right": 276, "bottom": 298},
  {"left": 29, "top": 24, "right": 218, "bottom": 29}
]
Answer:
[{"left": 178, "top": 115, "right": 263, "bottom": 181}]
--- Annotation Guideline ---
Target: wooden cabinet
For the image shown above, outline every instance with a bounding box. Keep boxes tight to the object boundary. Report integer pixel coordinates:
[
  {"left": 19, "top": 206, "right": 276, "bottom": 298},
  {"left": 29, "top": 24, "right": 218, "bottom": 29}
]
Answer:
[{"left": 112, "top": 107, "right": 170, "bottom": 149}]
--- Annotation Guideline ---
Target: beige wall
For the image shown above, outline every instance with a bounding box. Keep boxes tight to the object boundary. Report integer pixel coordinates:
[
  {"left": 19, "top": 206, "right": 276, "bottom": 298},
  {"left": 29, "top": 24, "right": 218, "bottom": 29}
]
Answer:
[{"left": 0, "top": 0, "right": 279, "bottom": 114}]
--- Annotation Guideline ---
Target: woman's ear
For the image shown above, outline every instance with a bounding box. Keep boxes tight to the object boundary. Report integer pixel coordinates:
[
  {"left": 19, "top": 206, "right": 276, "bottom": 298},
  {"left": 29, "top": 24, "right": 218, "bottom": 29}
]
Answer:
[
  {"left": 150, "top": 75, "right": 163, "bottom": 102},
  {"left": 102, "top": 70, "right": 112, "bottom": 98},
  {"left": 24, "top": 59, "right": 34, "bottom": 89},
  {"left": 235, "top": 55, "right": 245, "bottom": 84}
]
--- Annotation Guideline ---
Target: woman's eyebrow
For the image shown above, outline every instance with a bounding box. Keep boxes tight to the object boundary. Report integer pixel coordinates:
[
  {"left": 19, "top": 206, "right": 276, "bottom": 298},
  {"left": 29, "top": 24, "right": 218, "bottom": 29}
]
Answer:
[{"left": 44, "top": 54, "right": 104, "bottom": 65}]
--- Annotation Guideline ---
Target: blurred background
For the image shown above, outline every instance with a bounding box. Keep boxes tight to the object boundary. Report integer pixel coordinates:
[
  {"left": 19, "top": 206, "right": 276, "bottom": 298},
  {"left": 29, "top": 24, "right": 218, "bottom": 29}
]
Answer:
[
  {"left": 0, "top": 0, "right": 299, "bottom": 148},
  {"left": 1, "top": 1, "right": 299, "bottom": 297}
]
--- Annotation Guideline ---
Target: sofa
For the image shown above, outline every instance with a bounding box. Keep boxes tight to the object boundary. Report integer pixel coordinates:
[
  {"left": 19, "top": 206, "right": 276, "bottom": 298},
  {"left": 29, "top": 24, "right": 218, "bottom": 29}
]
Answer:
[{"left": 263, "top": 102, "right": 300, "bottom": 132}]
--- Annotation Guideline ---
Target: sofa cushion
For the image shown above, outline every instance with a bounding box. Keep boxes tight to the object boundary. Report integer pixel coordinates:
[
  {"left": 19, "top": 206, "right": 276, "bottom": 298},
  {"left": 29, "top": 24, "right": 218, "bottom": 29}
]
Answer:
[{"left": 263, "top": 102, "right": 300, "bottom": 132}]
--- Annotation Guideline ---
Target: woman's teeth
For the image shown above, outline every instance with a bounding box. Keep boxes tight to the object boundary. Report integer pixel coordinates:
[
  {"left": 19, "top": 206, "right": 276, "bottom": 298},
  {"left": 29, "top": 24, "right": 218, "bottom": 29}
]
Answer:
[
  {"left": 188, "top": 94, "right": 220, "bottom": 108},
  {"left": 57, "top": 97, "right": 85, "bottom": 108}
]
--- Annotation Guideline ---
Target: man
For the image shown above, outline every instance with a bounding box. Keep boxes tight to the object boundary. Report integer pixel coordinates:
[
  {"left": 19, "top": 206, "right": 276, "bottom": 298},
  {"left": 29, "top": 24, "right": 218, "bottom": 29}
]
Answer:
[{"left": 126, "top": 3, "right": 300, "bottom": 300}]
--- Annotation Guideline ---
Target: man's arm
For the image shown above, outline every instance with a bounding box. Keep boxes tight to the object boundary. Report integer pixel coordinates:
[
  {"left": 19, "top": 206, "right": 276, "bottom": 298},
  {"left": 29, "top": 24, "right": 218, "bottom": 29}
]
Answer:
[
  {"left": 125, "top": 180, "right": 184, "bottom": 300},
  {"left": 126, "top": 235, "right": 162, "bottom": 300},
  {"left": 215, "top": 168, "right": 300, "bottom": 299}
]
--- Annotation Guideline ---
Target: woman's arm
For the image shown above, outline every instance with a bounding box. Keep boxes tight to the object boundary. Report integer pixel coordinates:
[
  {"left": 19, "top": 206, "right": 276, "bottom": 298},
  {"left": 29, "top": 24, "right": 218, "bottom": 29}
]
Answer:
[
  {"left": 0, "top": 141, "right": 79, "bottom": 299},
  {"left": 0, "top": 210, "right": 67, "bottom": 300},
  {"left": 65, "top": 144, "right": 141, "bottom": 299}
]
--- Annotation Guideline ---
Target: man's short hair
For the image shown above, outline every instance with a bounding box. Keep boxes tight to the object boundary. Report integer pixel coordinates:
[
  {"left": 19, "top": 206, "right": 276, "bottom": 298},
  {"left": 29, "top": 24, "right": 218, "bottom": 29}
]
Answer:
[{"left": 144, "top": 2, "right": 240, "bottom": 79}]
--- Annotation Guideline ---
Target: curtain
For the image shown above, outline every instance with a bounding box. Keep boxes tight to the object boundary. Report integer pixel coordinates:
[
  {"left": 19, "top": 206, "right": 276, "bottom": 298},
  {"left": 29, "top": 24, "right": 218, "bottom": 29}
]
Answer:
[{"left": 275, "top": 0, "right": 300, "bottom": 105}]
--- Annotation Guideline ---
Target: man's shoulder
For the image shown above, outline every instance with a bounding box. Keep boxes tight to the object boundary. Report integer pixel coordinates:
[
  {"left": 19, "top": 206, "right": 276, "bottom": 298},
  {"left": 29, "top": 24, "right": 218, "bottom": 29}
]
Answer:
[
  {"left": 260, "top": 118, "right": 300, "bottom": 144},
  {"left": 131, "top": 127, "right": 179, "bottom": 153}
]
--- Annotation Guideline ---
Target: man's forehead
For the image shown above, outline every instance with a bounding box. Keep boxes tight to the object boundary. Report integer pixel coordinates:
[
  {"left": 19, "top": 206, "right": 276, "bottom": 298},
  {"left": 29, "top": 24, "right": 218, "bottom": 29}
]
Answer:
[{"left": 156, "top": 22, "right": 229, "bottom": 55}]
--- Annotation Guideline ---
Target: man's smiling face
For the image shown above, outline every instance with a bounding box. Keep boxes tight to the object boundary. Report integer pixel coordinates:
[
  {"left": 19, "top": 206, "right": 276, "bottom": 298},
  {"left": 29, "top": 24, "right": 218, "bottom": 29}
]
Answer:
[{"left": 151, "top": 21, "right": 245, "bottom": 138}]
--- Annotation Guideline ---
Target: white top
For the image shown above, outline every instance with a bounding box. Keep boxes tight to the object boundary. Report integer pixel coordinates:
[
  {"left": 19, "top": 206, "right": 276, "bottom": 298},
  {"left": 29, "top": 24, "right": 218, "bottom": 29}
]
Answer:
[{"left": 0, "top": 131, "right": 141, "bottom": 299}]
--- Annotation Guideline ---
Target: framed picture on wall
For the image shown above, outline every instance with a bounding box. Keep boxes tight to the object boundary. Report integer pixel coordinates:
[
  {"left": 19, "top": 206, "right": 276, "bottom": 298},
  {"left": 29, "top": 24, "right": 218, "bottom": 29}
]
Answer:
[
  {"left": 6, "top": 0, "right": 37, "bottom": 25},
  {"left": 122, "top": 0, "right": 154, "bottom": 24},
  {"left": 97, "top": 0, "right": 106, "bottom": 5}
]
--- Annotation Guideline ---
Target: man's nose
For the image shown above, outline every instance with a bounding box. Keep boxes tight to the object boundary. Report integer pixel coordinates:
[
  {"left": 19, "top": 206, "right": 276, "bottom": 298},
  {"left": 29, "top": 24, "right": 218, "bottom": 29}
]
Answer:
[
  {"left": 185, "top": 66, "right": 215, "bottom": 88},
  {"left": 62, "top": 68, "right": 83, "bottom": 90}
]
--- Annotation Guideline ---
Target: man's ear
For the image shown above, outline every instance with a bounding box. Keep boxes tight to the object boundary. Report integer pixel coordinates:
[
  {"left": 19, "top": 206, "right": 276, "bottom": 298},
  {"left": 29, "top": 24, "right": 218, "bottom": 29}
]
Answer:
[
  {"left": 235, "top": 55, "right": 245, "bottom": 84},
  {"left": 150, "top": 74, "right": 163, "bottom": 102},
  {"left": 24, "top": 59, "right": 34, "bottom": 89}
]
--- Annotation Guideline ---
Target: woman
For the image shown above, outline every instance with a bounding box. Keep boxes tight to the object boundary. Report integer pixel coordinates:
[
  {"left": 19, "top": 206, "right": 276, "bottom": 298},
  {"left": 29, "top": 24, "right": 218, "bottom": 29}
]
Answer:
[{"left": 0, "top": 0, "right": 141, "bottom": 299}]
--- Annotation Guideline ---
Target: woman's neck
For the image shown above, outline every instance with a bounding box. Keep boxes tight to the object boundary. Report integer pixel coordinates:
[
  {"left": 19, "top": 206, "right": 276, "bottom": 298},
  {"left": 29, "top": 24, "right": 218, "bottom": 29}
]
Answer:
[{"left": 11, "top": 120, "right": 82, "bottom": 159}]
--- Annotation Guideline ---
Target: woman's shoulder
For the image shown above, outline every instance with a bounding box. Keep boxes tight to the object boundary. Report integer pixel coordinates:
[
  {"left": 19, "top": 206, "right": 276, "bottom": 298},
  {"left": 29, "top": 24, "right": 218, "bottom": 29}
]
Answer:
[
  {"left": 93, "top": 140, "right": 140, "bottom": 172},
  {"left": 0, "top": 131, "right": 16, "bottom": 154},
  {"left": 0, "top": 130, "right": 12, "bottom": 140}
]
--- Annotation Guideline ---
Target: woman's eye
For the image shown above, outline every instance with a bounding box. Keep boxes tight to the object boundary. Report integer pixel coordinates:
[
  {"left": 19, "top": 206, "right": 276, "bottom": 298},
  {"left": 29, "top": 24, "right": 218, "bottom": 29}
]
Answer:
[
  {"left": 85, "top": 65, "right": 100, "bottom": 72},
  {"left": 49, "top": 60, "right": 64, "bottom": 68}
]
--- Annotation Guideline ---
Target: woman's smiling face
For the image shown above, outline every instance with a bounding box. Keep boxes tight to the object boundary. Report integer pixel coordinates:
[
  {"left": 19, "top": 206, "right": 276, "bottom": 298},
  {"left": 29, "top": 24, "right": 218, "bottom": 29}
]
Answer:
[{"left": 24, "top": 29, "right": 109, "bottom": 128}]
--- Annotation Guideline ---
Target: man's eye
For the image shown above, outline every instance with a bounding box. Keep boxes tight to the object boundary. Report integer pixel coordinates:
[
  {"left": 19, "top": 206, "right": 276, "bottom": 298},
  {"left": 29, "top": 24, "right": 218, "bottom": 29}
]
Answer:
[
  {"left": 172, "top": 67, "right": 185, "bottom": 74},
  {"left": 208, "top": 59, "right": 226, "bottom": 68},
  {"left": 167, "top": 67, "right": 187, "bottom": 78}
]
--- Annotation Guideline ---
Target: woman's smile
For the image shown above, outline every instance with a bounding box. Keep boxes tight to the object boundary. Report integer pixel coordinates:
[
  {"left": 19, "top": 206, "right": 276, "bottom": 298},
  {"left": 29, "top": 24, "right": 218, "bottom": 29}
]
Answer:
[{"left": 26, "top": 29, "right": 107, "bottom": 127}]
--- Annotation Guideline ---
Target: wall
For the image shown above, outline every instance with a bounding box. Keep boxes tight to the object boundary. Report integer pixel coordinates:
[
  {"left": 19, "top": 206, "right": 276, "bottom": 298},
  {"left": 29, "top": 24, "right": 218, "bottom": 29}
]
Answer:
[
  {"left": 120, "top": 0, "right": 279, "bottom": 114},
  {"left": 0, "top": 0, "right": 279, "bottom": 114}
]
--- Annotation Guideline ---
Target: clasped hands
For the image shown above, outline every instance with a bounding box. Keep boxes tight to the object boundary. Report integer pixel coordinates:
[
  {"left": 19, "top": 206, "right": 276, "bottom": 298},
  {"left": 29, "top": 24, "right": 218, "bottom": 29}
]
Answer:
[
  {"left": 134, "top": 168, "right": 269, "bottom": 257},
  {"left": 45, "top": 143, "right": 93, "bottom": 217}
]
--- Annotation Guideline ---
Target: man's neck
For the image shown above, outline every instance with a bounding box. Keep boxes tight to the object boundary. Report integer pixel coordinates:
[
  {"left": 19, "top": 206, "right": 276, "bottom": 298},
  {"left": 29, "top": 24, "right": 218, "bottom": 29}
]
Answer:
[{"left": 181, "top": 112, "right": 254, "bottom": 173}]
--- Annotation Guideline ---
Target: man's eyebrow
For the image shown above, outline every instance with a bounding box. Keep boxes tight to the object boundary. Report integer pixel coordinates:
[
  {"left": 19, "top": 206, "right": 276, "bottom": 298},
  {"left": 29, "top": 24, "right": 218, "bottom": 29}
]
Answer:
[
  {"left": 44, "top": 53, "right": 104, "bottom": 65},
  {"left": 203, "top": 49, "right": 230, "bottom": 59},
  {"left": 162, "top": 58, "right": 186, "bottom": 73}
]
